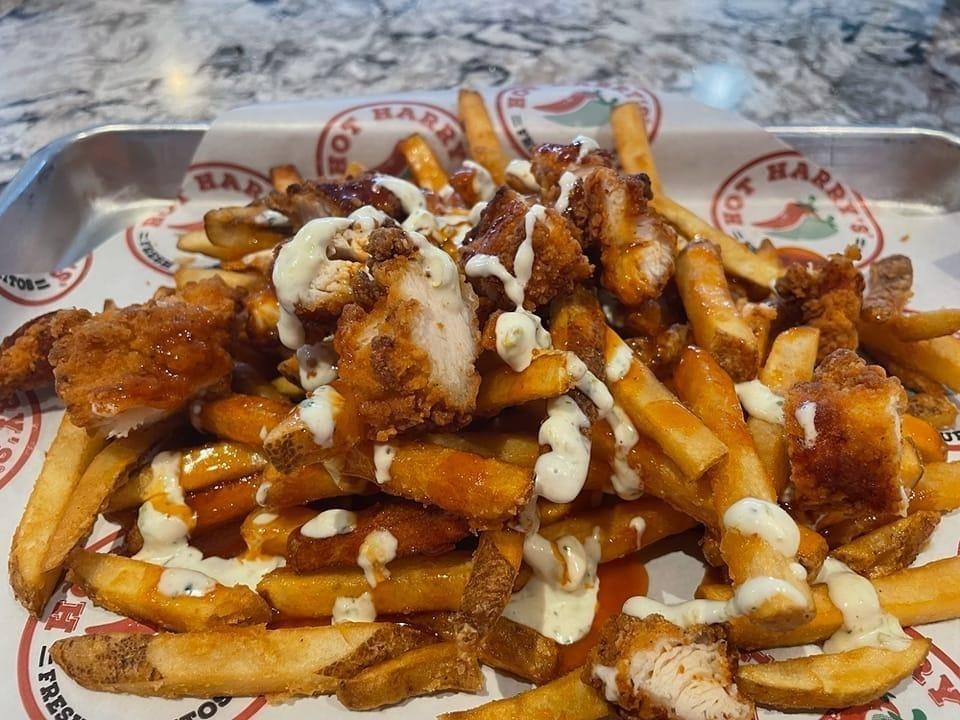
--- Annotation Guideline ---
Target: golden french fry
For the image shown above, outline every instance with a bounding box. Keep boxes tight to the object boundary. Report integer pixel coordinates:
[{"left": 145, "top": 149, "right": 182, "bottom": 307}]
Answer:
[
  {"left": 257, "top": 461, "right": 364, "bottom": 509},
  {"left": 453, "top": 528, "right": 524, "bottom": 645},
  {"left": 651, "top": 195, "right": 784, "bottom": 288},
  {"left": 258, "top": 552, "right": 474, "bottom": 619},
  {"left": 241, "top": 506, "right": 317, "bottom": 556},
  {"left": 760, "top": 326, "right": 820, "bottom": 393},
  {"left": 831, "top": 511, "right": 940, "bottom": 578},
  {"left": 42, "top": 419, "right": 178, "bottom": 574},
  {"left": 740, "top": 302, "right": 775, "bottom": 364},
  {"left": 67, "top": 550, "right": 271, "bottom": 631},
  {"left": 902, "top": 413, "right": 948, "bottom": 462},
  {"left": 337, "top": 641, "right": 481, "bottom": 710},
  {"left": 909, "top": 461, "right": 960, "bottom": 512},
  {"left": 188, "top": 474, "right": 260, "bottom": 535},
  {"left": 700, "top": 555, "right": 960, "bottom": 649},
  {"left": 886, "top": 308, "right": 960, "bottom": 341},
  {"left": 193, "top": 394, "right": 291, "bottom": 446},
  {"left": 398, "top": 133, "right": 450, "bottom": 192},
  {"left": 270, "top": 163, "right": 302, "bottom": 192},
  {"left": 611, "top": 101, "right": 660, "bottom": 193},
  {"left": 174, "top": 267, "right": 263, "bottom": 291},
  {"left": 176, "top": 230, "right": 248, "bottom": 261},
  {"left": 426, "top": 432, "right": 540, "bottom": 467},
  {"left": 675, "top": 346, "right": 813, "bottom": 629},
  {"left": 604, "top": 327, "right": 727, "bottom": 480},
  {"left": 737, "top": 639, "right": 930, "bottom": 711},
  {"left": 109, "top": 441, "right": 266, "bottom": 512},
  {"left": 859, "top": 319, "right": 960, "bottom": 392},
  {"left": 50, "top": 624, "right": 418, "bottom": 698},
  {"left": 203, "top": 205, "right": 289, "bottom": 253},
  {"left": 9, "top": 416, "right": 107, "bottom": 615},
  {"left": 900, "top": 438, "right": 924, "bottom": 491},
  {"left": 539, "top": 497, "right": 697, "bottom": 563},
  {"left": 457, "top": 89, "right": 508, "bottom": 184},
  {"left": 747, "top": 416, "right": 790, "bottom": 498},
  {"left": 476, "top": 351, "right": 576, "bottom": 416},
  {"left": 440, "top": 669, "right": 609, "bottom": 720},
  {"left": 675, "top": 240, "right": 759, "bottom": 382}
]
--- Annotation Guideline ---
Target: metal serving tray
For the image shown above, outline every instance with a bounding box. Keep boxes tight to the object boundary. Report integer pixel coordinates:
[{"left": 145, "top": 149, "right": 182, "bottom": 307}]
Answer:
[{"left": 1, "top": 124, "right": 959, "bottom": 273}]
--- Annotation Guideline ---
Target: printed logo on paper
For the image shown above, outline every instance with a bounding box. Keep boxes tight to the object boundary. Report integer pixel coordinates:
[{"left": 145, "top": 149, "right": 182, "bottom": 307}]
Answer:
[
  {"left": 0, "top": 391, "right": 41, "bottom": 491},
  {"left": 494, "top": 84, "right": 661, "bottom": 157},
  {"left": 711, "top": 149, "right": 884, "bottom": 267},
  {"left": 316, "top": 101, "right": 467, "bottom": 177},
  {"left": 0, "top": 257, "right": 92, "bottom": 307},
  {"left": 17, "top": 532, "right": 266, "bottom": 720},
  {"left": 126, "top": 162, "right": 271, "bottom": 275},
  {"left": 816, "top": 629, "right": 960, "bottom": 720}
]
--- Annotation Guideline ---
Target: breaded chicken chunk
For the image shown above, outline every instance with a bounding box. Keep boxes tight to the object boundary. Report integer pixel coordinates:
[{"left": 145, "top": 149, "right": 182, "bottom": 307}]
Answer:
[
  {"left": 784, "top": 349, "right": 907, "bottom": 528},
  {"left": 0, "top": 308, "right": 91, "bottom": 397},
  {"left": 49, "top": 279, "right": 237, "bottom": 436},
  {"left": 580, "top": 167, "right": 678, "bottom": 305},
  {"left": 775, "top": 246, "right": 865, "bottom": 361},
  {"left": 335, "top": 229, "right": 481, "bottom": 440},
  {"left": 529, "top": 140, "right": 614, "bottom": 205},
  {"left": 584, "top": 614, "right": 754, "bottom": 720},
  {"left": 264, "top": 177, "right": 405, "bottom": 225},
  {"left": 460, "top": 187, "right": 592, "bottom": 311}
]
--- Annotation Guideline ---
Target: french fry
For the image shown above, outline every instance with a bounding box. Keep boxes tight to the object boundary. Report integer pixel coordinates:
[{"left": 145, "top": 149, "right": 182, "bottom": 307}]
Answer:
[
  {"left": 346, "top": 441, "right": 533, "bottom": 528},
  {"left": 455, "top": 529, "right": 524, "bottom": 644},
  {"left": 859, "top": 319, "right": 960, "bottom": 392},
  {"left": 604, "top": 327, "right": 727, "bottom": 480},
  {"left": 258, "top": 552, "right": 474, "bottom": 619},
  {"left": 257, "top": 461, "right": 365, "bottom": 509},
  {"left": 831, "top": 511, "right": 940, "bottom": 578},
  {"left": 288, "top": 500, "right": 470, "bottom": 573},
  {"left": 538, "top": 494, "right": 600, "bottom": 526},
  {"left": 747, "top": 416, "right": 790, "bottom": 498},
  {"left": 651, "top": 195, "right": 784, "bottom": 289},
  {"left": 189, "top": 474, "right": 261, "bottom": 535},
  {"left": 337, "top": 641, "right": 482, "bottom": 710},
  {"left": 675, "top": 347, "right": 814, "bottom": 629},
  {"left": 737, "top": 638, "right": 930, "bottom": 711},
  {"left": 399, "top": 133, "right": 450, "bottom": 191},
  {"left": 902, "top": 413, "right": 948, "bottom": 462},
  {"left": 759, "top": 326, "right": 820, "bottom": 393},
  {"left": 476, "top": 351, "right": 576, "bottom": 416},
  {"left": 42, "top": 419, "right": 178, "bottom": 574},
  {"left": 426, "top": 432, "right": 540, "bottom": 467},
  {"left": 410, "top": 613, "right": 559, "bottom": 684},
  {"left": 176, "top": 230, "right": 247, "bottom": 261},
  {"left": 900, "top": 438, "right": 924, "bottom": 491},
  {"left": 909, "top": 461, "right": 960, "bottom": 513},
  {"left": 675, "top": 240, "right": 759, "bottom": 382},
  {"left": 538, "top": 497, "right": 697, "bottom": 563},
  {"left": 457, "top": 89, "right": 508, "bottom": 184},
  {"left": 611, "top": 101, "right": 660, "bottom": 193},
  {"left": 241, "top": 506, "right": 317, "bottom": 556},
  {"left": 9, "top": 416, "right": 108, "bottom": 615},
  {"left": 700, "top": 555, "right": 960, "bottom": 649},
  {"left": 440, "top": 669, "right": 609, "bottom": 720},
  {"left": 50, "top": 624, "right": 420, "bottom": 697},
  {"left": 270, "top": 163, "right": 302, "bottom": 192},
  {"left": 203, "top": 205, "right": 290, "bottom": 254},
  {"left": 67, "top": 550, "right": 271, "bottom": 631},
  {"left": 174, "top": 267, "right": 263, "bottom": 291},
  {"left": 109, "top": 441, "right": 267, "bottom": 512},
  {"left": 193, "top": 394, "right": 291, "bottom": 446},
  {"left": 886, "top": 308, "right": 960, "bottom": 341}
]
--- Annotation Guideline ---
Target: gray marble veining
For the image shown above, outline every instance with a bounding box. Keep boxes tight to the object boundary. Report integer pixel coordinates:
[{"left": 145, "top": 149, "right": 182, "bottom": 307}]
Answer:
[{"left": 1, "top": 0, "right": 958, "bottom": 185}]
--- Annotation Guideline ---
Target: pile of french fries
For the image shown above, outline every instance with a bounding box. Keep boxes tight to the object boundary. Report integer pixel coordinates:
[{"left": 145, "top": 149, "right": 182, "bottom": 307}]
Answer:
[{"left": 6, "top": 89, "right": 960, "bottom": 719}]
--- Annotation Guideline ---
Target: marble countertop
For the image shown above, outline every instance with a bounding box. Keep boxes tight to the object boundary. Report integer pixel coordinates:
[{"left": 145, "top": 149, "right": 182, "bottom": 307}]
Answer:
[{"left": 1, "top": 0, "right": 958, "bottom": 185}]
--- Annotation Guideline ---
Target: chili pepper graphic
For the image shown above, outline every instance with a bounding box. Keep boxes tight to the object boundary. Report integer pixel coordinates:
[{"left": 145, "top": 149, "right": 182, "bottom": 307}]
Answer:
[
  {"left": 752, "top": 200, "right": 816, "bottom": 230},
  {"left": 752, "top": 196, "right": 838, "bottom": 240},
  {"left": 535, "top": 91, "right": 618, "bottom": 127}
]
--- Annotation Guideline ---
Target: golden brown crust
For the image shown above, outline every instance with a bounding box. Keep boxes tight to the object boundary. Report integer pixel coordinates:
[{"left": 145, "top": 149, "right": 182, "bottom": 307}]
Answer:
[
  {"left": 265, "top": 177, "right": 405, "bottom": 224},
  {"left": 831, "top": 511, "right": 940, "bottom": 578},
  {"left": 0, "top": 308, "right": 92, "bottom": 397},
  {"left": 862, "top": 254, "right": 913, "bottom": 322},
  {"left": 529, "top": 141, "right": 614, "bottom": 204}
]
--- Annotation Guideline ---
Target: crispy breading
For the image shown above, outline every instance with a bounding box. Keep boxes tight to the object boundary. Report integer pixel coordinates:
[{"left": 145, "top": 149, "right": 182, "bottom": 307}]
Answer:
[
  {"left": 49, "top": 279, "right": 237, "bottom": 435},
  {"left": 784, "top": 349, "right": 907, "bottom": 528},
  {"left": 287, "top": 499, "right": 470, "bottom": 573},
  {"left": 581, "top": 167, "right": 678, "bottom": 306},
  {"left": 334, "top": 249, "right": 481, "bottom": 440},
  {"left": 583, "top": 614, "right": 753, "bottom": 720},
  {"left": 625, "top": 324, "right": 689, "bottom": 380},
  {"left": 0, "top": 308, "right": 91, "bottom": 397},
  {"left": 460, "top": 187, "right": 593, "bottom": 311},
  {"left": 529, "top": 141, "right": 614, "bottom": 204},
  {"left": 774, "top": 246, "right": 865, "bottom": 361},
  {"left": 862, "top": 254, "right": 912, "bottom": 323},
  {"left": 264, "top": 177, "right": 405, "bottom": 224}
]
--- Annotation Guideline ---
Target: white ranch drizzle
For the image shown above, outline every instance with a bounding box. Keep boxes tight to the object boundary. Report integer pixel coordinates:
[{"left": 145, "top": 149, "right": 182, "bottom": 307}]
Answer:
[
  {"left": 795, "top": 401, "right": 818, "bottom": 447},
  {"left": 629, "top": 517, "right": 646, "bottom": 548},
  {"left": 573, "top": 134, "right": 600, "bottom": 160},
  {"left": 253, "top": 209, "right": 290, "bottom": 227},
  {"left": 157, "top": 568, "right": 216, "bottom": 598},
  {"left": 722, "top": 497, "right": 800, "bottom": 558},
  {"left": 297, "top": 385, "right": 343, "bottom": 447},
  {"left": 463, "top": 160, "right": 497, "bottom": 201},
  {"left": 357, "top": 529, "right": 398, "bottom": 587},
  {"left": 555, "top": 171, "right": 578, "bottom": 214},
  {"left": 255, "top": 481, "right": 271, "bottom": 507},
  {"left": 300, "top": 509, "right": 357, "bottom": 539},
  {"left": 332, "top": 592, "right": 377, "bottom": 624},
  {"left": 505, "top": 158, "right": 540, "bottom": 191},
  {"left": 373, "top": 444, "right": 396, "bottom": 485},
  {"left": 296, "top": 340, "right": 338, "bottom": 391},
  {"left": 534, "top": 396, "right": 592, "bottom": 504},
  {"left": 252, "top": 511, "right": 278, "bottom": 526},
  {"left": 605, "top": 341, "right": 634, "bottom": 383},
  {"left": 734, "top": 379, "right": 785, "bottom": 425}
]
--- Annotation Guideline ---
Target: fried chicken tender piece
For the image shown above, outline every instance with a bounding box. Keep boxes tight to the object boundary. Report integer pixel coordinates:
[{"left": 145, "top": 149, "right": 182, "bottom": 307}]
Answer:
[
  {"left": 49, "top": 279, "right": 237, "bottom": 436},
  {"left": 460, "top": 187, "right": 592, "bottom": 310},
  {"left": 0, "top": 308, "right": 91, "bottom": 397},
  {"left": 264, "top": 177, "right": 405, "bottom": 225},
  {"left": 774, "top": 245, "right": 865, "bottom": 361},
  {"left": 584, "top": 614, "right": 754, "bottom": 720},
  {"left": 334, "top": 231, "right": 481, "bottom": 440},
  {"left": 528, "top": 140, "right": 614, "bottom": 206},
  {"left": 581, "top": 167, "right": 678, "bottom": 305},
  {"left": 784, "top": 349, "right": 907, "bottom": 529},
  {"left": 861, "top": 254, "right": 912, "bottom": 323}
]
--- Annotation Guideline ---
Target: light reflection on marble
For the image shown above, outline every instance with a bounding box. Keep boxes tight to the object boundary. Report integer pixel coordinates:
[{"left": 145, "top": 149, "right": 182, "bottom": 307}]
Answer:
[{"left": 0, "top": 0, "right": 958, "bottom": 183}]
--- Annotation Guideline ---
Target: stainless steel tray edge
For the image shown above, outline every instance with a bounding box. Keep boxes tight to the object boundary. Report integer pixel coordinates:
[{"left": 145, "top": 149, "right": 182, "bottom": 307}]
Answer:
[{"left": 2, "top": 123, "right": 959, "bottom": 273}]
